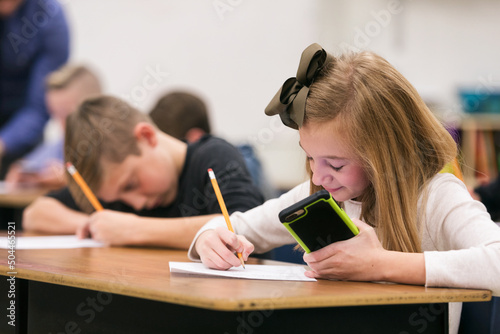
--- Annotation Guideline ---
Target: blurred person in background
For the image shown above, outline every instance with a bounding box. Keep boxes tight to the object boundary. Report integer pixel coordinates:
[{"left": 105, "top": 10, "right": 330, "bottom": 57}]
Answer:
[
  {"left": 149, "top": 91, "right": 279, "bottom": 200},
  {"left": 5, "top": 64, "right": 102, "bottom": 189},
  {"left": 471, "top": 177, "right": 500, "bottom": 223},
  {"left": 0, "top": 0, "right": 70, "bottom": 178}
]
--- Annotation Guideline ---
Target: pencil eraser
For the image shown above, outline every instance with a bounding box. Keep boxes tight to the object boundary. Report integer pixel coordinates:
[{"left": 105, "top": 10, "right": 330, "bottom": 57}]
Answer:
[
  {"left": 66, "top": 162, "right": 76, "bottom": 174},
  {"left": 207, "top": 168, "right": 215, "bottom": 179}
]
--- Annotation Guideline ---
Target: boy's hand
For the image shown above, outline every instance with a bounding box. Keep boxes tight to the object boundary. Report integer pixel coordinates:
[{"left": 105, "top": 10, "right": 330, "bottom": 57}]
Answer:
[
  {"left": 195, "top": 226, "right": 254, "bottom": 270},
  {"left": 303, "top": 219, "right": 386, "bottom": 281},
  {"left": 5, "top": 163, "right": 22, "bottom": 185},
  {"left": 76, "top": 210, "right": 141, "bottom": 246}
]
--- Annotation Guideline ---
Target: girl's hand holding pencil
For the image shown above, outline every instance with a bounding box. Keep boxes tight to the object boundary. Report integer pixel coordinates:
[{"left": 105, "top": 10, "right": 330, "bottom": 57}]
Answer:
[
  {"left": 204, "top": 168, "right": 251, "bottom": 269},
  {"left": 195, "top": 226, "right": 254, "bottom": 270}
]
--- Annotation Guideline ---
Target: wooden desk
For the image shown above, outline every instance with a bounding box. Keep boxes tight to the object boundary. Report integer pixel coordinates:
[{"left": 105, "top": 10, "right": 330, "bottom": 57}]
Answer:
[
  {"left": 0, "top": 245, "right": 491, "bottom": 334},
  {"left": 0, "top": 186, "right": 49, "bottom": 230},
  {"left": 0, "top": 189, "right": 47, "bottom": 209},
  {"left": 0, "top": 185, "right": 48, "bottom": 209}
]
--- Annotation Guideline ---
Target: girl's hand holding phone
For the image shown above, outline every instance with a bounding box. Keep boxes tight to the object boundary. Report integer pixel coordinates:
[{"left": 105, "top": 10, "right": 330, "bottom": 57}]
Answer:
[
  {"left": 303, "top": 219, "right": 387, "bottom": 281},
  {"left": 195, "top": 226, "right": 254, "bottom": 270}
]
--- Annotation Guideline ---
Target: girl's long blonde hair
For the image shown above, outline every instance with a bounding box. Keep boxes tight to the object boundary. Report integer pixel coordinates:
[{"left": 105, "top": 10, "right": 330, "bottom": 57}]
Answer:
[{"left": 305, "top": 51, "right": 457, "bottom": 253}]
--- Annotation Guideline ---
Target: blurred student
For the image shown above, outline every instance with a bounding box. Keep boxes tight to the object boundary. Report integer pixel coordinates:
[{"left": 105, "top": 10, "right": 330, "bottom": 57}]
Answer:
[
  {"left": 149, "top": 91, "right": 278, "bottom": 200},
  {"left": 6, "top": 65, "right": 102, "bottom": 189},
  {"left": 0, "top": 0, "right": 70, "bottom": 178},
  {"left": 23, "top": 96, "right": 264, "bottom": 248},
  {"left": 471, "top": 177, "right": 500, "bottom": 222}
]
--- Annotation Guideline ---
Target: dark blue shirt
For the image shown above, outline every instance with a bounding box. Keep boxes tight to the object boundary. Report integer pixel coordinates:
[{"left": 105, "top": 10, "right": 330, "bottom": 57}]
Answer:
[
  {"left": 46, "top": 135, "right": 265, "bottom": 217},
  {"left": 0, "top": 0, "right": 70, "bottom": 158}
]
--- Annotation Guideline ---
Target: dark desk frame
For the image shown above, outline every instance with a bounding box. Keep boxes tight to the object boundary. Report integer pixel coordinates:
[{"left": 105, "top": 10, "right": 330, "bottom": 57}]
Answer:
[{"left": 1, "top": 278, "right": 450, "bottom": 334}]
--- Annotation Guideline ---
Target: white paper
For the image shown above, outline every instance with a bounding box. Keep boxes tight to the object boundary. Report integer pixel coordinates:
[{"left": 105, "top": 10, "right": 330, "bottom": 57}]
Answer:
[
  {"left": 169, "top": 261, "right": 316, "bottom": 281},
  {"left": 0, "top": 235, "right": 105, "bottom": 249}
]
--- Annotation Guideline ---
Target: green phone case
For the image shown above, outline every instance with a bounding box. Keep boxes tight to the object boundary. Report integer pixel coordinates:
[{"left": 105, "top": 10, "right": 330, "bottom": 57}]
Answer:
[{"left": 279, "top": 190, "right": 359, "bottom": 253}]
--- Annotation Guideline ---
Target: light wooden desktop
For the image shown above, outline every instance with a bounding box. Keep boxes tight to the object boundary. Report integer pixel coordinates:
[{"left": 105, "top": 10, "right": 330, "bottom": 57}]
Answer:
[
  {"left": 0, "top": 184, "right": 49, "bottom": 231},
  {"left": 0, "top": 239, "right": 491, "bottom": 334},
  {"left": 0, "top": 187, "right": 47, "bottom": 208}
]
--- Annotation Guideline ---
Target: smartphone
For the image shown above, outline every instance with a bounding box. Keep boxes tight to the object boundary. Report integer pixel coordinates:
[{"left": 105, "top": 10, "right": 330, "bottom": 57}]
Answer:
[{"left": 279, "top": 189, "right": 359, "bottom": 253}]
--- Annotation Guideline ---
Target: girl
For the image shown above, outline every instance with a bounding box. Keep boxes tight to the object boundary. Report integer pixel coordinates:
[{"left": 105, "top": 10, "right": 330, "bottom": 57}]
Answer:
[{"left": 188, "top": 44, "right": 500, "bottom": 333}]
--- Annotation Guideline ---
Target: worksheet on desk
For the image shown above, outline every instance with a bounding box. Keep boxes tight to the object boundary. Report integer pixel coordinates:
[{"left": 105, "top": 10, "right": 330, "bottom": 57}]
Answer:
[
  {"left": 169, "top": 262, "right": 316, "bottom": 281},
  {"left": 0, "top": 235, "right": 105, "bottom": 249}
]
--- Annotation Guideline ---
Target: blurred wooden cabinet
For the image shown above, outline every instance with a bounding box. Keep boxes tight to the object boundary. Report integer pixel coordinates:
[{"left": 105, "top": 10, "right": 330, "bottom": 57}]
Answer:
[{"left": 457, "top": 114, "right": 500, "bottom": 187}]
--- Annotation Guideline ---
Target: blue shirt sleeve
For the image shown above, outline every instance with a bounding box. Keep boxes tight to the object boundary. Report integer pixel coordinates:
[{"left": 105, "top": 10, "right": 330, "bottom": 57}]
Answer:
[{"left": 0, "top": 0, "right": 70, "bottom": 157}]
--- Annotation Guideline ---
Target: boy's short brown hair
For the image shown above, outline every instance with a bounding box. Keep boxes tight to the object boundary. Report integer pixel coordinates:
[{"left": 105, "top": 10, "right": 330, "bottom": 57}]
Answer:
[
  {"left": 64, "top": 95, "right": 153, "bottom": 212},
  {"left": 149, "top": 91, "right": 211, "bottom": 139}
]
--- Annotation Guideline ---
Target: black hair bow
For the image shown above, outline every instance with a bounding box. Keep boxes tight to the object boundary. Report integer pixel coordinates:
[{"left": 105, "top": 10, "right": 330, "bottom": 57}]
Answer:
[{"left": 264, "top": 43, "right": 331, "bottom": 129}]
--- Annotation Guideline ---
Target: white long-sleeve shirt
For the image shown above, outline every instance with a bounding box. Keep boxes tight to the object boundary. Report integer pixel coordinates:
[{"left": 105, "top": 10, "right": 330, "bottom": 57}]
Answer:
[{"left": 188, "top": 173, "right": 500, "bottom": 333}]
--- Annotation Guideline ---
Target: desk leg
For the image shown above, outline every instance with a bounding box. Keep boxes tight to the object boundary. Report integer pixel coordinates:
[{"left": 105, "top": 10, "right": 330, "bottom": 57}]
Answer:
[
  {"left": 26, "top": 280, "right": 449, "bottom": 334},
  {"left": 0, "top": 207, "right": 23, "bottom": 231}
]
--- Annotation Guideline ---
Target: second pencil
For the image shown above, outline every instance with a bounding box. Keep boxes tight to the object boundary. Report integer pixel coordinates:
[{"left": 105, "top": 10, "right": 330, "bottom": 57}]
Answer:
[{"left": 207, "top": 168, "right": 245, "bottom": 269}]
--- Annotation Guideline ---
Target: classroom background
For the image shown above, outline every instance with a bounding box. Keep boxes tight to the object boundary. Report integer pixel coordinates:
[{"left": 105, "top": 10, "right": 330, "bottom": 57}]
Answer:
[{"left": 61, "top": 0, "right": 500, "bottom": 191}]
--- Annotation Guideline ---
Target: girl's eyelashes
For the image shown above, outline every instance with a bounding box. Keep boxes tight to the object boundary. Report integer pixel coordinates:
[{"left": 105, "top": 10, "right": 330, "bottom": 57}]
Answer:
[
  {"left": 307, "top": 156, "right": 344, "bottom": 171},
  {"left": 329, "top": 164, "right": 344, "bottom": 171}
]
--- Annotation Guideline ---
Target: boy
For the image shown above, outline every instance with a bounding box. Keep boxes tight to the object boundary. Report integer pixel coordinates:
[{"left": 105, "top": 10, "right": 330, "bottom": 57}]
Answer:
[{"left": 23, "top": 96, "right": 264, "bottom": 249}]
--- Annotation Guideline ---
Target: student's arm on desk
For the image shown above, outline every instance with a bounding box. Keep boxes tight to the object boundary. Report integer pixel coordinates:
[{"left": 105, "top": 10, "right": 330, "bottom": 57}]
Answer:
[
  {"left": 23, "top": 196, "right": 88, "bottom": 234},
  {"left": 77, "top": 211, "right": 220, "bottom": 249}
]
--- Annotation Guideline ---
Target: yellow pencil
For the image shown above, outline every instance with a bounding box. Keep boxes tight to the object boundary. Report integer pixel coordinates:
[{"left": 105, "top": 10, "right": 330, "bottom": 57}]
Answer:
[
  {"left": 66, "top": 162, "right": 103, "bottom": 212},
  {"left": 207, "top": 168, "right": 245, "bottom": 269}
]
